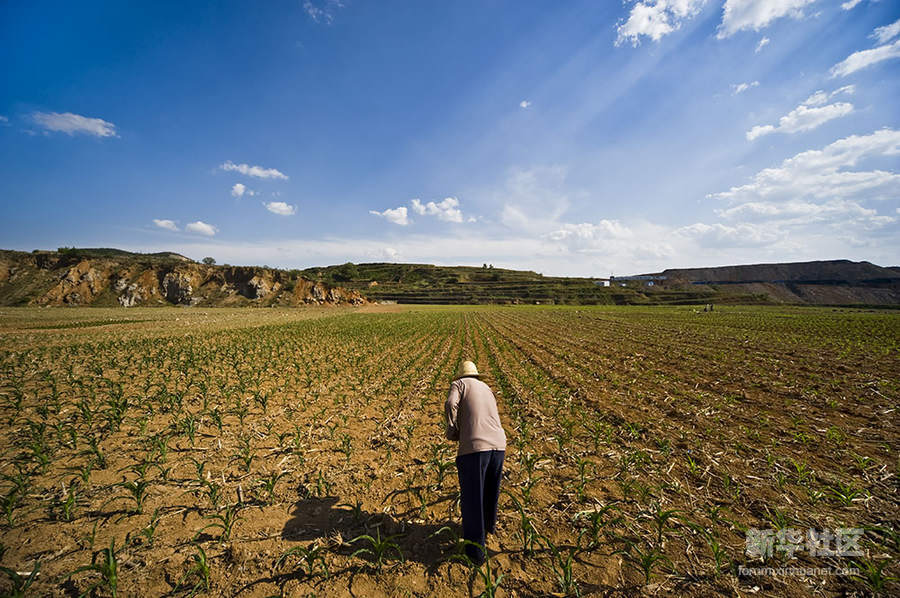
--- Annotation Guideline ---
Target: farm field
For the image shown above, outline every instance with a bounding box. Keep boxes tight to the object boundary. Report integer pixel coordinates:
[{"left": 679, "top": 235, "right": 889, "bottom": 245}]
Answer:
[{"left": 0, "top": 305, "right": 897, "bottom": 597}]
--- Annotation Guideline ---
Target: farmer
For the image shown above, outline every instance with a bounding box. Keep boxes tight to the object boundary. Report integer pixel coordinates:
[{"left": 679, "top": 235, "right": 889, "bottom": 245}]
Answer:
[{"left": 444, "top": 360, "right": 507, "bottom": 565}]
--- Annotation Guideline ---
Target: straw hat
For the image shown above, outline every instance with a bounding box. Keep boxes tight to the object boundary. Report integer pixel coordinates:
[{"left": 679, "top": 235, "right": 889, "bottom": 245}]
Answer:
[{"left": 456, "top": 360, "right": 480, "bottom": 378}]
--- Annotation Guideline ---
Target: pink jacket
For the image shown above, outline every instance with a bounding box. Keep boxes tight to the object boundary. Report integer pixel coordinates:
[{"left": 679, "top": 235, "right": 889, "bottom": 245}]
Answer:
[{"left": 445, "top": 376, "right": 507, "bottom": 456}]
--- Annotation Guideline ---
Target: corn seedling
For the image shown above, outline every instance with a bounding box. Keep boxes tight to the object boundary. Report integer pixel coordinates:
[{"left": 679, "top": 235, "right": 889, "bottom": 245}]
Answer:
[
  {"left": 503, "top": 491, "right": 540, "bottom": 555},
  {"left": 232, "top": 436, "right": 254, "bottom": 472},
  {"left": 313, "top": 471, "right": 332, "bottom": 497},
  {"left": 574, "top": 504, "right": 623, "bottom": 550},
  {"left": 256, "top": 470, "right": 288, "bottom": 506},
  {"left": 0, "top": 561, "right": 40, "bottom": 598},
  {"left": 337, "top": 499, "right": 365, "bottom": 526},
  {"left": 349, "top": 528, "right": 404, "bottom": 572},
  {"left": 28, "top": 438, "right": 51, "bottom": 474},
  {"left": 79, "top": 520, "right": 100, "bottom": 551},
  {"left": 453, "top": 539, "right": 504, "bottom": 598},
  {"left": 148, "top": 433, "right": 170, "bottom": 463},
  {"left": 82, "top": 437, "right": 107, "bottom": 470},
  {"left": 339, "top": 434, "right": 352, "bottom": 465},
  {"left": 764, "top": 506, "right": 791, "bottom": 530},
  {"left": 1, "top": 489, "right": 23, "bottom": 527},
  {"left": 429, "top": 526, "right": 468, "bottom": 562},
  {"left": 276, "top": 541, "right": 329, "bottom": 579},
  {"left": 829, "top": 482, "right": 863, "bottom": 506},
  {"left": 850, "top": 558, "right": 896, "bottom": 594},
  {"left": 196, "top": 503, "right": 243, "bottom": 542},
  {"left": 54, "top": 480, "right": 83, "bottom": 522},
  {"left": 177, "top": 544, "right": 211, "bottom": 597},
  {"left": 135, "top": 508, "right": 162, "bottom": 547},
  {"left": 76, "top": 461, "right": 94, "bottom": 486},
  {"left": 108, "top": 478, "right": 152, "bottom": 515},
  {"left": 649, "top": 506, "right": 681, "bottom": 545},
  {"left": 177, "top": 413, "right": 199, "bottom": 446},
  {"left": 615, "top": 540, "right": 672, "bottom": 584},
  {"left": 572, "top": 458, "right": 591, "bottom": 503},
  {"left": 547, "top": 539, "right": 580, "bottom": 597},
  {"left": 685, "top": 455, "right": 700, "bottom": 477},
  {"left": 66, "top": 537, "right": 120, "bottom": 597},
  {"left": 123, "top": 459, "right": 154, "bottom": 482}
]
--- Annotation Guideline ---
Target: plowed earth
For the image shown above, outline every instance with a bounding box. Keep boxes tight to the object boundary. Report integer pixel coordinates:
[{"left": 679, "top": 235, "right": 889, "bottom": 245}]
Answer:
[{"left": 0, "top": 305, "right": 897, "bottom": 597}]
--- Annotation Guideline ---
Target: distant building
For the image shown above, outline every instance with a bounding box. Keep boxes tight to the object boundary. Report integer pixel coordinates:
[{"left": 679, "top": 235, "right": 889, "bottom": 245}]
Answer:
[{"left": 610, "top": 274, "right": 667, "bottom": 287}]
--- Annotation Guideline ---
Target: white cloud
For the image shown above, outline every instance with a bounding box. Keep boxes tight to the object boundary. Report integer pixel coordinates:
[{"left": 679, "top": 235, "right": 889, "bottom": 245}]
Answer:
[
  {"left": 369, "top": 206, "right": 410, "bottom": 226},
  {"left": 546, "top": 221, "right": 633, "bottom": 243},
  {"left": 264, "top": 201, "right": 297, "bottom": 216},
  {"left": 0, "top": 115, "right": 8, "bottom": 124},
  {"left": 732, "top": 80, "right": 759, "bottom": 94},
  {"left": 713, "top": 128, "right": 900, "bottom": 203},
  {"left": 219, "top": 160, "right": 288, "bottom": 180},
  {"left": 186, "top": 221, "right": 218, "bottom": 236},
  {"left": 675, "top": 221, "right": 780, "bottom": 247},
  {"left": 368, "top": 197, "right": 465, "bottom": 226},
  {"left": 755, "top": 36, "right": 770, "bottom": 52},
  {"left": 841, "top": 0, "right": 862, "bottom": 10},
  {"left": 153, "top": 219, "right": 178, "bottom": 232},
  {"left": 716, "top": 198, "right": 893, "bottom": 228},
  {"left": 802, "top": 85, "right": 854, "bottom": 107},
  {"left": 410, "top": 197, "right": 464, "bottom": 223},
  {"left": 615, "top": 0, "right": 707, "bottom": 46},
  {"left": 498, "top": 165, "right": 572, "bottom": 233},
  {"left": 31, "top": 111, "right": 117, "bottom": 137},
  {"left": 803, "top": 91, "right": 829, "bottom": 107},
  {"left": 830, "top": 39, "right": 900, "bottom": 77},
  {"left": 746, "top": 125, "right": 777, "bottom": 139},
  {"left": 541, "top": 219, "right": 676, "bottom": 261},
  {"left": 746, "top": 90, "right": 854, "bottom": 140},
  {"left": 124, "top": 186, "right": 900, "bottom": 279},
  {"left": 717, "top": 0, "right": 816, "bottom": 39},
  {"left": 614, "top": 1, "right": 814, "bottom": 45},
  {"left": 231, "top": 184, "right": 257, "bottom": 197},
  {"left": 872, "top": 19, "right": 900, "bottom": 44},
  {"left": 519, "top": 100, "right": 532, "bottom": 109},
  {"left": 303, "top": 0, "right": 343, "bottom": 24},
  {"left": 368, "top": 247, "right": 400, "bottom": 261}
]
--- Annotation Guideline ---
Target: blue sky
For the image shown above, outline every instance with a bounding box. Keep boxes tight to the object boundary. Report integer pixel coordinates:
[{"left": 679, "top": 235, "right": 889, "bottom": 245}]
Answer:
[{"left": 1, "top": 0, "right": 898, "bottom": 276}]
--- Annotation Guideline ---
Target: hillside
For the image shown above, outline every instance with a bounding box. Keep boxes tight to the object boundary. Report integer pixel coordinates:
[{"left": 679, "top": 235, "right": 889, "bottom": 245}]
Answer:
[
  {"left": 302, "top": 260, "right": 900, "bottom": 306},
  {"left": 2, "top": 250, "right": 897, "bottom": 307},
  {"left": 658, "top": 259, "right": 900, "bottom": 283},
  {"left": 651, "top": 259, "right": 900, "bottom": 305},
  {"left": 0, "top": 249, "right": 366, "bottom": 307},
  {"left": 301, "top": 262, "right": 762, "bottom": 305}
]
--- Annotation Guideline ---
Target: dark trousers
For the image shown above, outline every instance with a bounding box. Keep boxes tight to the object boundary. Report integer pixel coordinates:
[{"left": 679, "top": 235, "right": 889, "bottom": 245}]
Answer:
[{"left": 456, "top": 449, "right": 504, "bottom": 564}]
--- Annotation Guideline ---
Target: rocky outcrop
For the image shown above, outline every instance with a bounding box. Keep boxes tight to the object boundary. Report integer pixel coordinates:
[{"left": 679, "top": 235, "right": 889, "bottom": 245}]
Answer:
[
  {"left": 38, "top": 260, "right": 107, "bottom": 305},
  {"left": 246, "top": 275, "right": 274, "bottom": 299},
  {"left": 162, "top": 272, "right": 194, "bottom": 305},
  {"left": 0, "top": 249, "right": 368, "bottom": 307}
]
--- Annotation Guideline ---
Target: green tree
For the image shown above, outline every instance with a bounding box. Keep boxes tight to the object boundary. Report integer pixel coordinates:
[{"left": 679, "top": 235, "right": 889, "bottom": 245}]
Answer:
[{"left": 333, "top": 262, "right": 359, "bottom": 282}]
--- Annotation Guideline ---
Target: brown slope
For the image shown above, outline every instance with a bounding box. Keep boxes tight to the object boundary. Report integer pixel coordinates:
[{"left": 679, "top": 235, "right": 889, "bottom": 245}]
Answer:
[
  {"left": 658, "top": 259, "right": 900, "bottom": 283},
  {"left": 0, "top": 249, "right": 367, "bottom": 307}
]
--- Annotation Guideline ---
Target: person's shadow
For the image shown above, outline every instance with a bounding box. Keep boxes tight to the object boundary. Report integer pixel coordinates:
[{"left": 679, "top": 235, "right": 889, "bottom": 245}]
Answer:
[{"left": 279, "top": 494, "right": 462, "bottom": 569}]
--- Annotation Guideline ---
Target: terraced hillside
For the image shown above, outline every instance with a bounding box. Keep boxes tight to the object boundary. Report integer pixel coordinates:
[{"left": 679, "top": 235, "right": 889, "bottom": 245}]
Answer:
[
  {"left": 302, "top": 263, "right": 760, "bottom": 305},
  {"left": 303, "top": 261, "right": 900, "bottom": 306}
]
